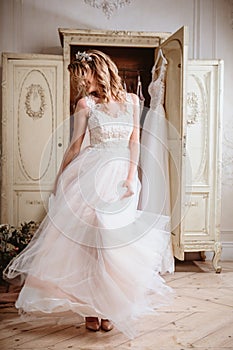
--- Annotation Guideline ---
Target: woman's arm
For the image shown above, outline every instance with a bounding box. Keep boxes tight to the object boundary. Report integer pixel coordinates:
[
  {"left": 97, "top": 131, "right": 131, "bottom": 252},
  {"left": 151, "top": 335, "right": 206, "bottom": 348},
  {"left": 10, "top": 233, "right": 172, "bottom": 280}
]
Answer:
[
  {"left": 53, "top": 98, "right": 89, "bottom": 194},
  {"left": 121, "top": 93, "right": 140, "bottom": 198}
]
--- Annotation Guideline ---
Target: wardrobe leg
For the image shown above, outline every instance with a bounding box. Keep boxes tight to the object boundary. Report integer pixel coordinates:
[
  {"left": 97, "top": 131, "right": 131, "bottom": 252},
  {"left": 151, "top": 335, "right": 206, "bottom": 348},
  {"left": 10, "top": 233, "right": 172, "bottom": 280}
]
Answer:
[
  {"left": 200, "top": 251, "right": 206, "bottom": 261},
  {"left": 212, "top": 242, "right": 222, "bottom": 273}
]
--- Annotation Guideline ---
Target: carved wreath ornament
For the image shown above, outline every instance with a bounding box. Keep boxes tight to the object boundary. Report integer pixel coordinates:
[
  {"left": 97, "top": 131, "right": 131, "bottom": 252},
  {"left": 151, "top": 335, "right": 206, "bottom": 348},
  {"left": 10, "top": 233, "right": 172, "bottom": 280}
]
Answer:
[
  {"left": 25, "top": 84, "right": 46, "bottom": 120},
  {"left": 187, "top": 92, "right": 200, "bottom": 125}
]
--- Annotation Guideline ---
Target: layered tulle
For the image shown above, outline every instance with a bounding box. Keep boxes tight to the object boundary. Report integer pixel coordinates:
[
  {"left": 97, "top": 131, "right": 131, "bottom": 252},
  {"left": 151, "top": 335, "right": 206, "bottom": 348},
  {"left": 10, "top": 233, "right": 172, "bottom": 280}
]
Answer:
[{"left": 3, "top": 96, "right": 174, "bottom": 339}]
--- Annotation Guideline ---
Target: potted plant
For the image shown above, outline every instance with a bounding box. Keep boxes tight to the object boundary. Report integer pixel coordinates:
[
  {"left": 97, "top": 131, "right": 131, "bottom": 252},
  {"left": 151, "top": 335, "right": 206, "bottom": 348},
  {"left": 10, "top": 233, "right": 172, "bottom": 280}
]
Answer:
[{"left": 0, "top": 221, "right": 39, "bottom": 285}]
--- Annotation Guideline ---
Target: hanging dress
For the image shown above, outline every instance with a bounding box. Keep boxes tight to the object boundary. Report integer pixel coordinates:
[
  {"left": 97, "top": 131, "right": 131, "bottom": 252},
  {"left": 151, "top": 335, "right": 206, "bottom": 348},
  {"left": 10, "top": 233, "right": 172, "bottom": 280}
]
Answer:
[
  {"left": 3, "top": 93, "right": 173, "bottom": 339},
  {"left": 139, "top": 50, "right": 174, "bottom": 273},
  {"left": 139, "top": 50, "right": 171, "bottom": 217}
]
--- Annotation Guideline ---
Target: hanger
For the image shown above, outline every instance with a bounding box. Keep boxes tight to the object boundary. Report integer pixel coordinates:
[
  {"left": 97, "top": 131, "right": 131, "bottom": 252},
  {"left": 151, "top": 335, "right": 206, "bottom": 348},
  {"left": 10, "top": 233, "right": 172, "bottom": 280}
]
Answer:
[
  {"left": 123, "top": 70, "right": 127, "bottom": 91},
  {"left": 154, "top": 48, "right": 168, "bottom": 67},
  {"left": 151, "top": 48, "right": 168, "bottom": 78},
  {"left": 136, "top": 72, "right": 145, "bottom": 102}
]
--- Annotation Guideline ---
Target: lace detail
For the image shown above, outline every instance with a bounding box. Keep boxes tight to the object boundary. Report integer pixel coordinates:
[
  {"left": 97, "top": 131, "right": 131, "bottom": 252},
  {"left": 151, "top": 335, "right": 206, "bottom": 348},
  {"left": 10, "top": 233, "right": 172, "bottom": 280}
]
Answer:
[
  {"left": 148, "top": 61, "right": 167, "bottom": 110},
  {"left": 86, "top": 95, "right": 134, "bottom": 149}
]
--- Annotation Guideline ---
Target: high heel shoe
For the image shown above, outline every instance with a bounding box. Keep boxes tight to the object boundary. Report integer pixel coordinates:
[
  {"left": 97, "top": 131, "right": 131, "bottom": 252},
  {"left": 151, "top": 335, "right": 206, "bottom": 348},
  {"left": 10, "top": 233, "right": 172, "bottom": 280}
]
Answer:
[
  {"left": 85, "top": 317, "right": 100, "bottom": 331},
  {"left": 101, "top": 319, "right": 114, "bottom": 332}
]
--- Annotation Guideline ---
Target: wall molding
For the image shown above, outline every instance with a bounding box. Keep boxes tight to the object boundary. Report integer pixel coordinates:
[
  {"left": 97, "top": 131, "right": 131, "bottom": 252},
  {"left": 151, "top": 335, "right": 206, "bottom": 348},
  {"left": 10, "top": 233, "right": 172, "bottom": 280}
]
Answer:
[
  {"left": 193, "top": 0, "right": 201, "bottom": 59},
  {"left": 193, "top": 0, "right": 218, "bottom": 59},
  {"left": 212, "top": 0, "right": 217, "bottom": 58},
  {"left": 221, "top": 230, "right": 233, "bottom": 238}
]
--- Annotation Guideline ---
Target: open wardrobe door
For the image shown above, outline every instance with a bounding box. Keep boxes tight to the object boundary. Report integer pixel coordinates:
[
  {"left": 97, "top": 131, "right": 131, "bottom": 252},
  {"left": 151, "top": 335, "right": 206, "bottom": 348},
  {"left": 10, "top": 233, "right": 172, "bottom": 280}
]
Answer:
[{"left": 159, "top": 26, "right": 189, "bottom": 260}]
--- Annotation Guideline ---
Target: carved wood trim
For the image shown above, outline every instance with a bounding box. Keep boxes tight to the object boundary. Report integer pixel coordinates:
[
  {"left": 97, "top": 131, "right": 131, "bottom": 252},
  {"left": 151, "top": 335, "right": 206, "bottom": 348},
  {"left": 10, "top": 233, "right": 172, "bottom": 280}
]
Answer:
[
  {"left": 25, "top": 84, "right": 46, "bottom": 120},
  {"left": 17, "top": 69, "right": 55, "bottom": 182},
  {"left": 58, "top": 28, "right": 170, "bottom": 47}
]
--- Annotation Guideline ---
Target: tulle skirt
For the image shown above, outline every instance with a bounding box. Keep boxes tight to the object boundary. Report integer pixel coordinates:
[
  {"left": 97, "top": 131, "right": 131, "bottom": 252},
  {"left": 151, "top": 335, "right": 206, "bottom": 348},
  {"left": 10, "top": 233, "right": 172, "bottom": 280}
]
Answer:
[{"left": 3, "top": 144, "right": 174, "bottom": 339}]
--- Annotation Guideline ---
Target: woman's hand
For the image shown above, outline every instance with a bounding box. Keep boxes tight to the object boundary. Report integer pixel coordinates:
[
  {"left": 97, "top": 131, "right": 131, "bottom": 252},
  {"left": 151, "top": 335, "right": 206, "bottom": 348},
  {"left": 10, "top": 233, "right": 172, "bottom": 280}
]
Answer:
[{"left": 120, "top": 179, "right": 135, "bottom": 199}]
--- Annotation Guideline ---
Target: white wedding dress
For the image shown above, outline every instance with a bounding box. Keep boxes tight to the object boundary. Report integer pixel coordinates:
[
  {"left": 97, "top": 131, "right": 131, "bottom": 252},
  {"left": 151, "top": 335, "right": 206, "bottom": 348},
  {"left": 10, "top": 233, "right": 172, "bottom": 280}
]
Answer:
[
  {"left": 139, "top": 51, "right": 174, "bottom": 273},
  {"left": 4, "top": 93, "right": 174, "bottom": 339},
  {"left": 139, "top": 53, "right": 171, "bottom": 217}
]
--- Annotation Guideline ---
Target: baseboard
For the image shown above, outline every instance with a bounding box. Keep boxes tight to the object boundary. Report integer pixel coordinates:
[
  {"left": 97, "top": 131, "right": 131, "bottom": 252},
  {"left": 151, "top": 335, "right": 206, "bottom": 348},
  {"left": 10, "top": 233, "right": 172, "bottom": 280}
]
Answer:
[
  {"left": 221, "top": 230, "right": 233, "bottom": 261},
  {"left": 220, "top": 241, "right": 233, "bottom": 261}
]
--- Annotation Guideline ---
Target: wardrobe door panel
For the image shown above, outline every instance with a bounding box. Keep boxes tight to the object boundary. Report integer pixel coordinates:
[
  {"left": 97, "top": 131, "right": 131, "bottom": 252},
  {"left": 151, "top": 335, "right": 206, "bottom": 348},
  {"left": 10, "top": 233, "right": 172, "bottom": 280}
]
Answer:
[
  {"left": 186, "top": 68, "right": 211, "bottom": 186},
  {"left": 184, "top": 60, "right": 223, "bottom": 271},
  {"left": 1, "top": 54, "right": 64, "bottom": 226},
  {"left": 183, "top": 192, "right": 211, "bottom": 240},
  {"left": 160, "top": 26, "right": 189, "bottom": 259}
]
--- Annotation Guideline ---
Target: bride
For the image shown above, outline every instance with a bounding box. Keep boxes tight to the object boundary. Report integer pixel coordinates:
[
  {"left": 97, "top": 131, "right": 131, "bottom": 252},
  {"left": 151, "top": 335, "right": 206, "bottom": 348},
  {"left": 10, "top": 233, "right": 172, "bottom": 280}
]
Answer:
[{"left": 3, "top": 49, "right": 174, "bottom": 339}]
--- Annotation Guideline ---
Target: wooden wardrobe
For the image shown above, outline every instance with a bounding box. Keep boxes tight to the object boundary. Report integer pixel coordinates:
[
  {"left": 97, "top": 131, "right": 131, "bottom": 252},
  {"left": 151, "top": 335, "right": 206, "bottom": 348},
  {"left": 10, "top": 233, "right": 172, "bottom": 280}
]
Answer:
[{"left": 1, "top": 26, "right": 223, "bottom": 271}]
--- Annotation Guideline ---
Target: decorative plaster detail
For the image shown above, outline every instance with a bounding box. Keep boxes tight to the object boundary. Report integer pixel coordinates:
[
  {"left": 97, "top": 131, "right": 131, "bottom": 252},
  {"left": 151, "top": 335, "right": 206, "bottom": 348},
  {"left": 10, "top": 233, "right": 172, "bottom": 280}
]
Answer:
[
  {"left": 25, "top": 84, "right": 46, "bottom": 120},
  {"left": 84, "top": 0, "right": 131, "bottom": 19}
]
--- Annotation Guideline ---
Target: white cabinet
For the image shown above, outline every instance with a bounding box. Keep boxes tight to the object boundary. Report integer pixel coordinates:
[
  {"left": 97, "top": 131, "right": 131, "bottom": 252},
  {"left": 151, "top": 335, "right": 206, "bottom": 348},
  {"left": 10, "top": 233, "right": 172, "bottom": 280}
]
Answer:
[
  {"left": 159, "top": 31, "right": 223, "bottom": 272},
  {"left": 183, "top": 60, "right": 223, "bottom": 272},
  {"left": 1, "top": 27, "right": 223, "bottom": 272}
]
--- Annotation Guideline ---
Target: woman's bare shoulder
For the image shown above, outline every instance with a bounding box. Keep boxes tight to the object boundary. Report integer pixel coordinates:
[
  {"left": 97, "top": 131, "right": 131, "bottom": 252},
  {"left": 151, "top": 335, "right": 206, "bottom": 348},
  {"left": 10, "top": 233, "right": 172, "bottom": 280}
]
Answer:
[
  {"left": 76, "top": 97, "right": 88, "bottom": 109},
  {"left": 74, "top": 97, "right": 89, "bottom": 116}
]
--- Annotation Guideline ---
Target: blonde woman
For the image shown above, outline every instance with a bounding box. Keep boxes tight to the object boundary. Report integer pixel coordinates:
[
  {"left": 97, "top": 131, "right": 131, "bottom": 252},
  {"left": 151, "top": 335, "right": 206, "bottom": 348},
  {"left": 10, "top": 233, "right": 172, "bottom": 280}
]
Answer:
[{"left": 4, "top": 50, "right": 173, "bottom": 339}]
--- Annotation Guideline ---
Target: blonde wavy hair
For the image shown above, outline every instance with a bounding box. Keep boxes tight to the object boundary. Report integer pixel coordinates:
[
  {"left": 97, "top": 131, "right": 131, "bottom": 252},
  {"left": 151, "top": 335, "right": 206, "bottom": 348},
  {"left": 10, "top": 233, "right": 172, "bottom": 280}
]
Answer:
[{"left": 68, "top": 49, "right": 125, "bottom": 105}]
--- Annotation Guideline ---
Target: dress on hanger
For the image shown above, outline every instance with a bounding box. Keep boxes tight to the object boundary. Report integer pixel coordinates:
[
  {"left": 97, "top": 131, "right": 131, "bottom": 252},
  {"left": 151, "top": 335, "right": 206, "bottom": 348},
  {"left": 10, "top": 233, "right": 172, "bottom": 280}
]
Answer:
[
  {"left": 139, "top": 50, "right": 174, "bottom": 272},
  {"left": 139, "top": 49, "right": 171, "bottom": 216},
  {"left": 3, "top": 93, "right": 173, "bottom": 339}
]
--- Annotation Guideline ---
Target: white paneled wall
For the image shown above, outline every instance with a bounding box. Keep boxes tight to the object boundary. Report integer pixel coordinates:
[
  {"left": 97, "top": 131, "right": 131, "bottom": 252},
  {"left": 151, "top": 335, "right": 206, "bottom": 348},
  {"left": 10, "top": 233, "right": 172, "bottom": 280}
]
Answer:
[{"left": 0, "top": 0, "right": 233, "bottom": 260}]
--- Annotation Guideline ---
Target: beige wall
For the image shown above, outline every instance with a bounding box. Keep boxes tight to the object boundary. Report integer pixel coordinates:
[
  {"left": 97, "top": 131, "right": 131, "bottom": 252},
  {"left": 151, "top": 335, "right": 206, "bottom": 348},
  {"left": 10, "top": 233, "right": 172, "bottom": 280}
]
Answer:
[{"left": 0, "top": 0, "right": 233, "bottom": 259}]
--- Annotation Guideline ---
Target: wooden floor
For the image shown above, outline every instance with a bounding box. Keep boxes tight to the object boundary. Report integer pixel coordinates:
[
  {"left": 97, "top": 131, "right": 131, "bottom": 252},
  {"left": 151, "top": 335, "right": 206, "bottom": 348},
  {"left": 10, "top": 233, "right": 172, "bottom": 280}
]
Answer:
[{"left": 0, "top": 260, "right": 233, "bottom": 350}]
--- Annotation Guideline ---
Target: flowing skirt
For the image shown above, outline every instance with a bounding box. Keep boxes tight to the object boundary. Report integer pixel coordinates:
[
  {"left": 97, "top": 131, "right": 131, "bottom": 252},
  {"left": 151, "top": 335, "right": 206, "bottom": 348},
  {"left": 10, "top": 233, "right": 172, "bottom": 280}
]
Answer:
[{"left": 4, "top": 144, "right": 174, "bottom": 339}]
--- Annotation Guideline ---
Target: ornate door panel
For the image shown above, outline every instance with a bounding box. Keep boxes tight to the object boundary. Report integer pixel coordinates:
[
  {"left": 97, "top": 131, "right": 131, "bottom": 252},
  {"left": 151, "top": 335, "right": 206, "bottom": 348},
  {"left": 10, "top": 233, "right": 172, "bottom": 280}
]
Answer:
[
  {"left": 160, "top": 26, "right": 189, "bottom": 260},
  {"left": 183, "top": 60, "right": 223, "bottom": 272},
  {"left": 1, "top": 54, "right": 64, "bottom": 226},
  {"left": 184, "top": 62, "right": 222, "bottom": 242}
]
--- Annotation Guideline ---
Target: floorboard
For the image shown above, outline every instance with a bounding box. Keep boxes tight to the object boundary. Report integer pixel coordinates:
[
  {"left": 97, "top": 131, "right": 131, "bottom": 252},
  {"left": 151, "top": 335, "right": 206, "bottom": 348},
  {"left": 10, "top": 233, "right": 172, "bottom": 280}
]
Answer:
[{"left": 0, "top": 261, "right": 232, "bottom": 350}]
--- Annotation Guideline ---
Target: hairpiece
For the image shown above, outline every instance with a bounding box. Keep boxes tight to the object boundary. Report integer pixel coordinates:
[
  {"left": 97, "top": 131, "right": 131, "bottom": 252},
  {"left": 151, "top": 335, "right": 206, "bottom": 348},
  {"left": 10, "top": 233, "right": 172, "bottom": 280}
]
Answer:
[{"left": 75, "top": 51, "right": 92, "bottom": 62}]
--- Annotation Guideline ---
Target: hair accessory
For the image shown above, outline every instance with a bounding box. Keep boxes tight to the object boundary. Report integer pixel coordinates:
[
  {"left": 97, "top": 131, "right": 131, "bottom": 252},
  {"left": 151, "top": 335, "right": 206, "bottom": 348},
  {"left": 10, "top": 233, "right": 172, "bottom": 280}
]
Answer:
[{"left": 75, "top": 51, "right": 92, "bottom": 62}]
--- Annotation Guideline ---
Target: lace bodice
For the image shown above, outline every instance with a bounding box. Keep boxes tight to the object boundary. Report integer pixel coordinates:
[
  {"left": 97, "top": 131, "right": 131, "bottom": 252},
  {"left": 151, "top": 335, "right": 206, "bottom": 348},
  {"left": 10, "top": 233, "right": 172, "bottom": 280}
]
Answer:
[
  {"left": 148, "top": 60, "right": 167, "bottom": 110},
  {"left": 86, "top": 94, "right": 134, "bottom": 149}
]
